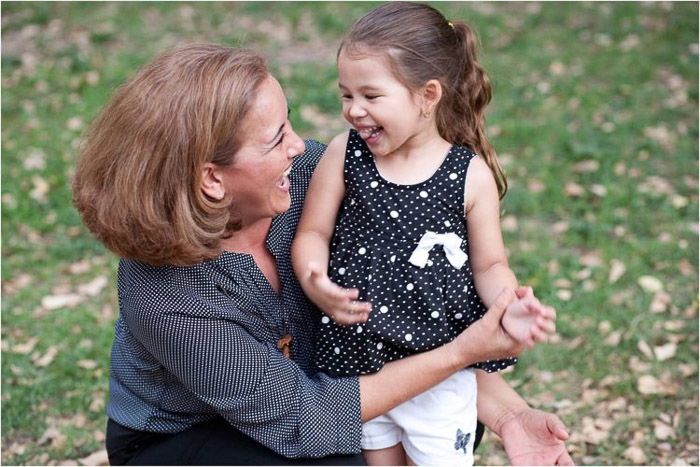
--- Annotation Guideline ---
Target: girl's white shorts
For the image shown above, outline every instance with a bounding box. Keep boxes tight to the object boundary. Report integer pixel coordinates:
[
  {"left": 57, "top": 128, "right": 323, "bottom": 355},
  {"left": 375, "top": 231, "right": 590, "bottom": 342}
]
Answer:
[{"left": 361, "top": 368, "right": 477, "bottom": 466}]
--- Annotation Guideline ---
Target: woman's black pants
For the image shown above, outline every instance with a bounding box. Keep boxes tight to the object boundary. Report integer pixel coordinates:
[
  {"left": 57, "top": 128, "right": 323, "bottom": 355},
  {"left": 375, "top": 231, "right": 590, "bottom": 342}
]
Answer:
[
  {"left": 106, "top": 418, "right": 366, "bottom": 465},
  {"left": 107, "top": 418, "right": 485, "bottom": 465}
]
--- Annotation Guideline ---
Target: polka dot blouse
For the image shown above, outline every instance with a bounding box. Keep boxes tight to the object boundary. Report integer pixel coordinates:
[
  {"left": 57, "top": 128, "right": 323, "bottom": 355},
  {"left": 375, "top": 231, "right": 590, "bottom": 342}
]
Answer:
[
  {"left": 315, "top": 129, "right": 517, "bottom": 377},
  {"left": 107, "top": 140, "right": 362, "bottom": 458}
]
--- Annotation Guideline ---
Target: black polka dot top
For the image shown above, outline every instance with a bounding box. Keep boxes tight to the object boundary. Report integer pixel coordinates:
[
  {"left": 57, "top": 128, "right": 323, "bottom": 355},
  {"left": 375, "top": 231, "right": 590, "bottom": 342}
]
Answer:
[{"left": 315, "top": 129, "right": 517, "bottom": 377}]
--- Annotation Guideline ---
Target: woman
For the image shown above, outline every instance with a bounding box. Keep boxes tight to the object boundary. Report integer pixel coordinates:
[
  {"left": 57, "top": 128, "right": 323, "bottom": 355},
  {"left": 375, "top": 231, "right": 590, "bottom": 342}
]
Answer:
[{"left": 73, "top": 44, "right": 572, "bottom": 465}]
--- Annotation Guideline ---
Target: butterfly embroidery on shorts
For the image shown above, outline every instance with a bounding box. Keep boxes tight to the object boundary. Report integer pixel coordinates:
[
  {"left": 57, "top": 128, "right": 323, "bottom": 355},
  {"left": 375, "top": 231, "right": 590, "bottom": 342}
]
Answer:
[{"left": 454, "top": 428, "right": 471, "bottom": 454}]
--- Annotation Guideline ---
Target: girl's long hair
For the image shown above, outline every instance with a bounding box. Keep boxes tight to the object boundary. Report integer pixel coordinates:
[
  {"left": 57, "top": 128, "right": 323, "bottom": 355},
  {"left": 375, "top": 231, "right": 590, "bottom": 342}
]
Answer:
[{"left": 340, "top": 2, "right": 507, "bottom": 198}]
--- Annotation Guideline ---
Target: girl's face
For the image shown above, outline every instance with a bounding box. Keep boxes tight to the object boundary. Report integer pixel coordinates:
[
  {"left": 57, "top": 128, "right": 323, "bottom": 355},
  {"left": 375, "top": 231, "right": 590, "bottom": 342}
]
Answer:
[
  {"left": 221, "top": 75, "right": 305, "bottom": 225},
  {"left": 338, "top": 50, "right": 427, "bottom": 158}
]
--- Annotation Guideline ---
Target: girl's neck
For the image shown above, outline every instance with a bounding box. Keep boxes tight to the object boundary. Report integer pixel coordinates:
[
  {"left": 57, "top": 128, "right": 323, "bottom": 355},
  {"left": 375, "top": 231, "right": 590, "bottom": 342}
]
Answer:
[{"left": 375, "top": 125, "right": 452, "bottom": 185}]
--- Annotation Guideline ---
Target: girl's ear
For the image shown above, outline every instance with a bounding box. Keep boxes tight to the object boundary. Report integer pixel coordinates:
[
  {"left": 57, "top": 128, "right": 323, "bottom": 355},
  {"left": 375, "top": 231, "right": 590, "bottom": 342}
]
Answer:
[
  {"left": 421, "top": 79, "right": 443, "bottom": 117},
  {"left": 200, "top": 162, "right": 225, "bottom": 201}
]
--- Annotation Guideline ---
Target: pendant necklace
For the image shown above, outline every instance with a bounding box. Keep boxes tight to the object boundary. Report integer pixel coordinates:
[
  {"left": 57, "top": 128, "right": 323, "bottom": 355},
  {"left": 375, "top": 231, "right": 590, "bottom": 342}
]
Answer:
[{"left": 217, "top": 285, "right": 293, "bottom": 359}]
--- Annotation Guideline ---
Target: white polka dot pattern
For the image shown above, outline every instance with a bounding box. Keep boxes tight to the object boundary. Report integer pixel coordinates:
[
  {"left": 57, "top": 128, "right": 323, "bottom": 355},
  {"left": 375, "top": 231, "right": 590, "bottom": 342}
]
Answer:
[
  {"left": 316, "top": 130, "right": 516, "bottom": 377},
  {"left": 107, "top": 141, "right": 362, "bottom": 457}
]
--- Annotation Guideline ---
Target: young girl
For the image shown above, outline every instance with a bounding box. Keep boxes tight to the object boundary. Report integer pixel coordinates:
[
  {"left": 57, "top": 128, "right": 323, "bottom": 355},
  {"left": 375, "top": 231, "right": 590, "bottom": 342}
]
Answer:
[{"left": 293, "top": 3, "right": 556, "bottom": 465}]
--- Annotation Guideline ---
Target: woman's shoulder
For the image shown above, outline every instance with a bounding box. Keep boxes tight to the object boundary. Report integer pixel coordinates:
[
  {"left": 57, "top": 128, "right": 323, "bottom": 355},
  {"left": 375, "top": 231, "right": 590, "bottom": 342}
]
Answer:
[
  {"left": 117, "top": 258, "right": 219, "bottom": 318},
  {"left": 295, "top": 139, "right": 327, "bottom": 170}
]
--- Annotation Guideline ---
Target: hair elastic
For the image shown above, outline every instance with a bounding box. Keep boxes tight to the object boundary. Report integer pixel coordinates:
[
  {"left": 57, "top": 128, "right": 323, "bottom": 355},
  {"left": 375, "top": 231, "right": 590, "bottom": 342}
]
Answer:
[{"left": 447, "top": 21, "right": 454, "bottom": 29}]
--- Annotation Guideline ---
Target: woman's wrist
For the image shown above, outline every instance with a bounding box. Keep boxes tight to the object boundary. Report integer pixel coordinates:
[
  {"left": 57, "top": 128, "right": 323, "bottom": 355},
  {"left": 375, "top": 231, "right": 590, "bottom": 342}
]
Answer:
[{"left": 492, "top": 405, "right": 529, "bottom": 438}]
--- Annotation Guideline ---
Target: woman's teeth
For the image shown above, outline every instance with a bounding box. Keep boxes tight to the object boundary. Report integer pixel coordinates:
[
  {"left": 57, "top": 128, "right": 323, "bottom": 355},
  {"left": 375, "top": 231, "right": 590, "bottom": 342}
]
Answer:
[{"left": 278, "top": 167, "right": 292, "bottom": 188}]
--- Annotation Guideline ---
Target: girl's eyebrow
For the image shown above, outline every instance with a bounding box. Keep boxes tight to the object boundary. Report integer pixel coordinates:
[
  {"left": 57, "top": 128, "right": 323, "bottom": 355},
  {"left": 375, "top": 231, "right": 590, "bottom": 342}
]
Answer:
[{"left": 338, "top": 83, "right": 382, "bottom": 92}]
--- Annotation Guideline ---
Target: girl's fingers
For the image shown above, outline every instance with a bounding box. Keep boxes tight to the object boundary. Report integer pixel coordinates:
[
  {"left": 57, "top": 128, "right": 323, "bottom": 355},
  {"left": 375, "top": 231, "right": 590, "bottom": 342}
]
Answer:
[
  {"left": 536, "top": 317, "right": 556, "bottom": 334},
  {"left": 530, "top": 326, "right": 548, "bottom": 343},
  {"left": 515, "top": 285, "right": 534, "bottom": 299},
  {"left": 348, "top": 300, "right": 372, "bottom": 314},
  {"left": 540, "top": 305, "right": 557, "bottom": 320}
]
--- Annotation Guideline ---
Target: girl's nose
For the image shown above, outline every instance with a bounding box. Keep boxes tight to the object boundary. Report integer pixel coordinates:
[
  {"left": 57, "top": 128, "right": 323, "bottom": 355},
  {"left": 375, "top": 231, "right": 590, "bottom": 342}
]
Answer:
[{"left": 347, "top": 101, "right": 366, "bottom": 118}]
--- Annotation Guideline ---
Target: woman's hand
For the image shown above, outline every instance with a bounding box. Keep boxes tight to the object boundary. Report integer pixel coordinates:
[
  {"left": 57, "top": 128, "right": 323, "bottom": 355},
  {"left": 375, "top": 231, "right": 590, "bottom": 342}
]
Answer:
[
  {"left": 500, "top": 408, "right": 574, "bottom": 466},
  {"left": 450, "top": 287, "right": 526, "bottom": 363},
  {"left": 306, "top": 262, "right": 371, "bottom": 325}
]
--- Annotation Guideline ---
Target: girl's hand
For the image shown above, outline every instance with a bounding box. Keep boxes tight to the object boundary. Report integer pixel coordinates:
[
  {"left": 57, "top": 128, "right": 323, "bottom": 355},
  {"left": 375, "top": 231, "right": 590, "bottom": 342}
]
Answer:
[
  {"left": 451, "top": 288, "right": 526, "bottom": 362},
  {"left": 501, "top": 286, "right": 557, "bottom": 347},
  {"left": 306, "top": 262, "right": 372, "bottom": 325}
]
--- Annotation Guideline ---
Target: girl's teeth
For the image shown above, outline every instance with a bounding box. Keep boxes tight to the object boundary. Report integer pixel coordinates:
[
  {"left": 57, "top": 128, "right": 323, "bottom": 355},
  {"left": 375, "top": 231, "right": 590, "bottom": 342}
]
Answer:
[{"left": 360, "top": 127, "right": 381, "bottom": 139}]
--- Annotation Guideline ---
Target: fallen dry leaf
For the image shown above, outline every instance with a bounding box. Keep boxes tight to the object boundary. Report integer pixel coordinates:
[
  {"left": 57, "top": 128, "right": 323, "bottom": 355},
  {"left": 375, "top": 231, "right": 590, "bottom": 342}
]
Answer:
[
  {"left": 608, "top": 259, "right": 626, "bottom": 283},
  {"left": 598, "top": 320, "right": 612, "bottom": 334},
  {"left": 556, "top": 289, "right": 572, "bottom": 301},
  {"left": 637, "top": 374, "right": 678, "bottom": 395},
  {"left": 77, "top": 276, "right": 108, "bottom": 296},
  {"left": 30, "top": 175, "right": 50, "bottom": 203},
  {"left": 650, "top": 291, "right": 672, "bottom": 313},
  {"left": 11, "top": 336, "right": 39, "bottom": 354},
  {"left": 527, "top": 179, "right": 545, "bottom": 193},
  {"left": 654, "top": 420, "right": 676, "bottom": 440},
  {"left": 604, "top": 330, "right": 622, "bottom": 346},
  {"left": 68, "top": 260, "right": 92, "bottom": 275},
  {"left": 629, "top": 356, "right": 651, "bottom": 372},
  {"left": 580, "top": 251, "right": 603, "bottom": 267},
  {"left": 637, "top": 339, "right": 654, "bottom": 359},
  {"left": 590, "top": 184, "right": 607, "bottom": 196},
  {"left": 678, "top": 363, "right": 697, "bottom": 377},
  {"left": 572, "top": 159, "right": 600, "bottom": 173},
  {"left": 33, "top": 345, "right": 58, "bottom": 367},
  {"left": 501, "top": 215, "right": 518, "bottom": 232},
  {"left": 565, "top": 182, "right": 585, "bottom": 197},
  {"left": 581, "top": 416, "right": 610, "bottom": 444},
  {"left": 549, "top": 221, "right": 569, "bottom": 235},
  {"left": 638, "top": 275, "right": 664, "bottom": 293},
  {"left": 42, "top": 293, "right": 84, "bottom": 310},
  {"left": 624, "top": 446, "right": 647, "bottom": 464},
  {"left": 78, "top": 449, "right": 109, "bottom": 466},
  {"left": 653, "top": 342, "right": 677, "bottom": 361},
  {"left": 78, "top": 359, "right": 98, "bottom": 370}
]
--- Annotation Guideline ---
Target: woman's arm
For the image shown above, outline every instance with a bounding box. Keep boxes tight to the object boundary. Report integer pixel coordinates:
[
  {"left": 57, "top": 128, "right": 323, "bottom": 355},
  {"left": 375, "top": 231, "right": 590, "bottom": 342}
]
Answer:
[
  {"left": 119, "top": 269, "right": 362, "bottom": 459},
  {"left": 359, "top": 287, "right": 524, "bottom": 421},
  {"left": 292, "top": 132, "right": 371, "bottom": 324},
  {"left": 476, "top": 370, "right": 574, "bottom": 465}
]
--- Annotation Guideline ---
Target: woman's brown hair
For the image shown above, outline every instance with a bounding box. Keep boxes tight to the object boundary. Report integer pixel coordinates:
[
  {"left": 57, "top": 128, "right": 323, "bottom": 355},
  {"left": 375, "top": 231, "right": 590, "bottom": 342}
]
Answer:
[
  {"left": 72, "top": 44, "right": 268, "bottom": 265},
  {"left": 339, "top": 2, "right": 507, "bottom": 199}
]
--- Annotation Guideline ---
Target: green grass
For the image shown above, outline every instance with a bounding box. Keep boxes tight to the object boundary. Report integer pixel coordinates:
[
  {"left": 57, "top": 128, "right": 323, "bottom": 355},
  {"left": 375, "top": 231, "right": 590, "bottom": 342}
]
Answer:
[{"left": 2, "top": 2, "right": 698, "bottom": 465}]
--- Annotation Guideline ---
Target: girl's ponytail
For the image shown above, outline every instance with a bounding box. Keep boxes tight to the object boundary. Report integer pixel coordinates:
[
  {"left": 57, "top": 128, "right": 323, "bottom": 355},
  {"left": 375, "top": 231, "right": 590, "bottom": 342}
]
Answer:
[{"left": 443, "top": 21, "right": 507, "bottom": 199}]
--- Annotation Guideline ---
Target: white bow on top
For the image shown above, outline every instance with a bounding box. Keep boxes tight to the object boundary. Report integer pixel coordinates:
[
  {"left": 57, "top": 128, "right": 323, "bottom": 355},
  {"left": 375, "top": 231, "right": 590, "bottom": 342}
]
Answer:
[{"left": 408, "top": 231, "right": 468, "bottom": 270}]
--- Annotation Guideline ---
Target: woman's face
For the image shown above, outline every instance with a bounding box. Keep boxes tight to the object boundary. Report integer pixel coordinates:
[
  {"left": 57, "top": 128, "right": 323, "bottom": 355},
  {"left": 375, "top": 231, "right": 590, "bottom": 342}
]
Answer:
[{"left": 221, "top": 75, "right": 305, "bottom": 225}]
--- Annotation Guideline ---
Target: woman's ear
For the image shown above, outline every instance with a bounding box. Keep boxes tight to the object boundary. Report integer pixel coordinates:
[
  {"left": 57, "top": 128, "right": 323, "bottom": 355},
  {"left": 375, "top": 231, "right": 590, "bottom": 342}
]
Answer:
[
  {"left": 420, "top": 79, "right": 443, "bottom": 117},
  {"left": 200, "top": 162, "right": 225, "bottom": 201}
]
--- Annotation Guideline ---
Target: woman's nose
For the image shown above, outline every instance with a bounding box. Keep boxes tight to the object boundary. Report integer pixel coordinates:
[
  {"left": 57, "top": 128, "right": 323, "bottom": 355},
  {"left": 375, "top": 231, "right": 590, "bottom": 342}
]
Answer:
[{"left": 288, "top": 129, "right": 305, "bottom": 158}]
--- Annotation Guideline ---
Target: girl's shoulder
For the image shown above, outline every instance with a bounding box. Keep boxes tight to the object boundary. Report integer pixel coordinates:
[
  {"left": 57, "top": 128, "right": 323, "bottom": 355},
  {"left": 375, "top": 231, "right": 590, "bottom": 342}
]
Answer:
[{"left": 329, "top": 130, "right": 352, "bottom": 152}]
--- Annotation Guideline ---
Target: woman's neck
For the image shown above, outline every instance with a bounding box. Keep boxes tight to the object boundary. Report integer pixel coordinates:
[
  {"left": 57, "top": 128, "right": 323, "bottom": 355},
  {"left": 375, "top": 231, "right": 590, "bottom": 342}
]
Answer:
[
  {"left": 221, "top": 216, "right": 281, "bottom": 293},
  {"left": 220, "top": 217, "right": 273, "bottom": 255}
]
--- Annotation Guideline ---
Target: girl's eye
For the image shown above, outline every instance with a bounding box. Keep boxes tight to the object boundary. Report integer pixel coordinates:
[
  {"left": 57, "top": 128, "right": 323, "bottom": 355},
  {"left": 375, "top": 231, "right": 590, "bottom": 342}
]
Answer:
[
  {"left": 341, "top": 94, "right": 351, "bottom": 100},
  {"left": 365, "top": 95, "right": 379, "bottom": 100}
]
